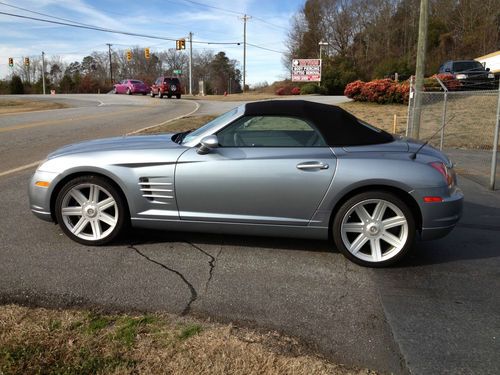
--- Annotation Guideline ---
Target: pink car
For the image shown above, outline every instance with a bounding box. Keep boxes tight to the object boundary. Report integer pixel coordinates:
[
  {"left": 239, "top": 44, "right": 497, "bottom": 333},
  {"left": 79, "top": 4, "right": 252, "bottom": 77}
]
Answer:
[{"left": 113, "top": 79, "right": 150, "bottom": 95}]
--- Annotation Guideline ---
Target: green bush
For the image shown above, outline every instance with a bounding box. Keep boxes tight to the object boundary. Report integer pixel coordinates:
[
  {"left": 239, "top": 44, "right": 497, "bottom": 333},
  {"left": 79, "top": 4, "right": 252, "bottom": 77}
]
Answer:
[{"left": 300, "top": 83, "right": 319, "bottom": 95}]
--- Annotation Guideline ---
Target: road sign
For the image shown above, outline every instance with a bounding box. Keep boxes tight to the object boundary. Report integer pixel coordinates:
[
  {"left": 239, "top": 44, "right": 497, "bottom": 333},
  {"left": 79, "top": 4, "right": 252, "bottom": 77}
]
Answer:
[
  {"left": 173, "top": 69, "right": 182, "bottom": 74},
  {"left": 291, "top": 59, "right": 322, "bottom": 82}
]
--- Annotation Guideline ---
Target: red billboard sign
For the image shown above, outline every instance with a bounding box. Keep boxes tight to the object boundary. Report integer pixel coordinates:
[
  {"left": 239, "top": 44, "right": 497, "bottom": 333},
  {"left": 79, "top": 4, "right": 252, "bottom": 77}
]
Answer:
[{"left": 292, "top": 59, "right": 322, "bottom": 82}]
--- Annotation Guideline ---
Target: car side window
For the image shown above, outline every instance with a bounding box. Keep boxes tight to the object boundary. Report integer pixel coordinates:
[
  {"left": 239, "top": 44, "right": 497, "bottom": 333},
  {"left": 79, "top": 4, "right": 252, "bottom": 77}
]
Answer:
[{"left": 217, "top": 116, "right": 327, "bottom": 147}]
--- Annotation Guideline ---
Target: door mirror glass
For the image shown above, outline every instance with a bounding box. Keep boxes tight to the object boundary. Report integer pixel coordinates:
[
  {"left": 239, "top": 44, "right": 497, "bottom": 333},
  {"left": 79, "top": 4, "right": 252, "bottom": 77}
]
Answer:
[{"left": 197, "top": 135, "right": 219, "bottom": 154}]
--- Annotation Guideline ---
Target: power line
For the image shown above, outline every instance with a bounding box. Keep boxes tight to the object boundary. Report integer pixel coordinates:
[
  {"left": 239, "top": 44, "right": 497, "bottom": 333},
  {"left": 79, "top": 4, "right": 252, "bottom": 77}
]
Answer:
[
  {"left": 176, "top": 0, "right": 243, "bottom": 16},
  {"left": 174, "top": 0, "right": 288, "bottom": 31},
  {"left": 0, "top": 11, "right": 242, "bottom": 46},
  {"left": 0, "top": 1, "right": 104, "bottom": 28},
  {"left": 246, "top": 42, "right": 286, "bottom": 54}
]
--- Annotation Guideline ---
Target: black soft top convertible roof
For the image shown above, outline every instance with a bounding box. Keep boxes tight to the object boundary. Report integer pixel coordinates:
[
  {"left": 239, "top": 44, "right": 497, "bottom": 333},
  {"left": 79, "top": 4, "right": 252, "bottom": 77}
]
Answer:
[{"left": 244, "top": 100, "right": 393, "bottom": 147}]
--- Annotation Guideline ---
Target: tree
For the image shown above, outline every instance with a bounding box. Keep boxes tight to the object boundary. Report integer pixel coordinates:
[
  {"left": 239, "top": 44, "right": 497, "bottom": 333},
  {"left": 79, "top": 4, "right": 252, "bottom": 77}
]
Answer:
[{"left": 9, "top": 75, "right": 24, "bottom": 94}]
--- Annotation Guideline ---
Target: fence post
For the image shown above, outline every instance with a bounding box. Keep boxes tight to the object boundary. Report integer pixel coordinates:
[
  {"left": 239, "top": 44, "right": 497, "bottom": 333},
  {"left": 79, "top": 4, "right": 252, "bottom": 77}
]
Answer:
[
  {"left": 490, "top": 81, "right": 500, "bottom": 190},
  {"left": 406, "top": 76, "right": 415, "bottom": 136},
  {"left": 435, "top": 76, "right": 448, "bottom": 151}
]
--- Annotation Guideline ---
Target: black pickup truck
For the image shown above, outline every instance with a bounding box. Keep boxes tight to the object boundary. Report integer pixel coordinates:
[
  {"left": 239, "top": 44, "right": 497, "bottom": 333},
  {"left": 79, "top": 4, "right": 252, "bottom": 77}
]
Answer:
[{"left": 438, "top": 60, "right": 496, "bottom": 89}]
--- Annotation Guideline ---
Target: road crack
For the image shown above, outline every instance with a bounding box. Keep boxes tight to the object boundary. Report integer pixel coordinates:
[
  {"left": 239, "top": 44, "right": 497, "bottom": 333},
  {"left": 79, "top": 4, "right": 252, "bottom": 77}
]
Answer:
[
  {"left": 184, "top": 241, "right": 223, "bottom": 293},
  {"left": 129, "top": 244, "right": 197, "bottom": 316}
]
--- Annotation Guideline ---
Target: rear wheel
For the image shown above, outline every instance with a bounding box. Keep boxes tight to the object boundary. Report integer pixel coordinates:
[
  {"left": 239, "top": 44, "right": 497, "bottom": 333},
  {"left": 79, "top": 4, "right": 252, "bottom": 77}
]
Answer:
[
  {"left": 126, "top": 88, "right": 131, "bottom": 95},
  {"left": 150, "top": 90, "right": 155, "bottom": 97},
  {"left": 158, "top": 90, "right": 163, "bottom": 99},
  {"left": 55, "top": 175, "right": 128, "bottom": 246},
  {"left": 332, "top": 191, "right": 415, "bottom": 267}
]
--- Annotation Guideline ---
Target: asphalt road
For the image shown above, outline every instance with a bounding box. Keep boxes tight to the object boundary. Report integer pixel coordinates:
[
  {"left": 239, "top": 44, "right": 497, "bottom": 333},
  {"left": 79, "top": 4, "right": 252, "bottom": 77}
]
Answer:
[{"left": 0, "top": 94, "right": 499, "bottom": 375}]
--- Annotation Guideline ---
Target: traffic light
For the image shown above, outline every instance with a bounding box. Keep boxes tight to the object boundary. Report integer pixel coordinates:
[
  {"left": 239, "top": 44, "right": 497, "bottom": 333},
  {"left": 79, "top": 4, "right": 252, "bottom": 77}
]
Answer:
[
  {"left": 24, "top": 57, "right": 29, "bottom": 66},
  {"left": 126, "top": 50, "right": 132, "bottom": 61},
  {"left": 176, "top": 39, "right": 186, "bottom": 50},
  {"left": 144, "top": 48, "right": 150, "bottom": 59},
  {"left": 8, "top": 57, "right": 13, "bottom": 67}
]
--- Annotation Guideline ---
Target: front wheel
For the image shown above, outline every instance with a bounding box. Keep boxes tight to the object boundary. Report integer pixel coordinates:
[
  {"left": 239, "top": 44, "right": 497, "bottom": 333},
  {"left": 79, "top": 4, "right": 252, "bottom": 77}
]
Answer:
[
  {"left": 158, "top": 90, "right": 163, "bottom": 99},
  {"left": 150, "top": 90, "right": 155, "bottom": 97},
  {"left": 55, "top": 175, "right": 128, "bottom": 246},
  {"left": 332, "top": 191, "right": 415, "bottom": 267},
  {"left": 126, "top": 88, "right": 132, "bottom": 95}
]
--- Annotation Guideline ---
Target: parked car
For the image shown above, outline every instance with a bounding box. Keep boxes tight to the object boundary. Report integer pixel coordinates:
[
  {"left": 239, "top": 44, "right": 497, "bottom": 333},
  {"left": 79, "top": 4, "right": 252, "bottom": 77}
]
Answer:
[
  {"left": 113, "top": 79, "right": 150, "bottom": 95},
  {"left": 150, "top": 77, "right": 182, "bottom": 99},
  {"left": 28, "top": 100, "right": 463, "bottom": 267},
  {"left": 438, "top": 60, "right": 496, "bottom": 89}
]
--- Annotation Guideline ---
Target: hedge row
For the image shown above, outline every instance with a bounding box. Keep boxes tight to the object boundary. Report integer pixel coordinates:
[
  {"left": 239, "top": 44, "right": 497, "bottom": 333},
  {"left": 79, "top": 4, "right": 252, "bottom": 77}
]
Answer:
[
  {"left": 344, "top": 79, "right": 410, "bottom": 104},
  {"left": 344, "top": 74, "right": 462, "bottom": 104}
]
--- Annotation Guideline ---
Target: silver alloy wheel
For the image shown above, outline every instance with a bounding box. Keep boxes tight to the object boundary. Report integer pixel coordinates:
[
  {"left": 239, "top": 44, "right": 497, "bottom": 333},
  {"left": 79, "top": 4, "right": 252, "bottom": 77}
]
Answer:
[
  {"left": 340, "top": 198, "right": 408, "bottom": 263},
  {"left": 60, "top": 183, "right": 118, "bottom": 241}
]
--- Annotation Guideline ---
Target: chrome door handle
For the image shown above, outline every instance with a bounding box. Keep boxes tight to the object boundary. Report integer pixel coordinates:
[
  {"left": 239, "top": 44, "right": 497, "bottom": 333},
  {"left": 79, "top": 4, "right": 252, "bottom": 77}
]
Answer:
[{"left": 296, "top": 162, "right": 329, "bottom": 170}]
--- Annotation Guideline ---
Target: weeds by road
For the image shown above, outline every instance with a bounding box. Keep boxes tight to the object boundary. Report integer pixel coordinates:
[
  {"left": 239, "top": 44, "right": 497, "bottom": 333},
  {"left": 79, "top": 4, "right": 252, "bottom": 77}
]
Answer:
[
  {"left": 0, "top": 305, "right": 376, "bottom": 375},
  {"left": 0, "top": 99, "right": 68, "bottom": 114}
]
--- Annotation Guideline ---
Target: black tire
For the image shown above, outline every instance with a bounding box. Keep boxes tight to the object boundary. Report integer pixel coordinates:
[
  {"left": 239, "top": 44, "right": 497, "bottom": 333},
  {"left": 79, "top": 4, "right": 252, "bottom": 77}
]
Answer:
[
  {"left": 332, "top": 191, "right": 415, "bottom": 267},
  {"left": 113, "top": 87, "right": 117, "bottom": 94},
  {"left": 158, "top": 90, "right": 163, "bottom": 99},
  {"left": 126, "top": 88, "right": 131, "bottom": 95},
  {"left": 55, "top": 175, "right": 128, "bottom": 246},
  {"left": 150, "top": 90, "right": 155, "bottom": 97},
  {"left": 176, "top": 94, "right": 181, "bottom": 99}
]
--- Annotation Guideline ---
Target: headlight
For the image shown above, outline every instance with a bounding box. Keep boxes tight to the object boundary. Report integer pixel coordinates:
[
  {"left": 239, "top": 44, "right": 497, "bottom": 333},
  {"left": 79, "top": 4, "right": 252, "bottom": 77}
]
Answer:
[
  {"left": 456, "top": 74, "right": 467, "bottom": 80},
  {"left": 488, "top": 73, "right": 495, "bottom": 79}
]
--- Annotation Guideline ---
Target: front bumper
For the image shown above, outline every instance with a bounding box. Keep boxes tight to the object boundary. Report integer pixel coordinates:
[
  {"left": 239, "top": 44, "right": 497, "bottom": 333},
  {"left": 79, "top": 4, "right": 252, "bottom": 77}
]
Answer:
[{"left": 28, "top": 170, "right": 59, "bottom": 222}]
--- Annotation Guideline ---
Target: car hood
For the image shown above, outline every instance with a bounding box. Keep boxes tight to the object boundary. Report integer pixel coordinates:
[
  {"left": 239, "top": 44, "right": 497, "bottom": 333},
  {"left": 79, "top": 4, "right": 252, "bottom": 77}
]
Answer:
[{"left": 48, "top": 134, "right": 181, "bottom": 159}]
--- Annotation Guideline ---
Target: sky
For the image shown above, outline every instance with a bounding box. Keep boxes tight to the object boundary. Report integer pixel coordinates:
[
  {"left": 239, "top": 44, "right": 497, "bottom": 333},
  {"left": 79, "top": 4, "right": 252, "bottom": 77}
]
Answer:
[{"left": 0, "top": 0, "right": 305, "bottom": 86}]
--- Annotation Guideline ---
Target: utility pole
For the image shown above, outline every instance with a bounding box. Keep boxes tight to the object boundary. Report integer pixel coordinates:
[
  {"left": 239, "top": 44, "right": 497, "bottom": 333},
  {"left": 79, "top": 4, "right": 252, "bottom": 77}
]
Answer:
[
  {"left": 411, "top": 0, "right": 429, "bottom": 139},
  {"left": 189, "top": 31, "right": 193, "bottom": 96},
  {"left": 41, "top": 51, "right": 46, "bottom": 95},
  {"left": 106, "top": 43, "right": 113, "bottom": 84},
  {"left": 240, "top": 14, "right": 251, "bottom": 92}
]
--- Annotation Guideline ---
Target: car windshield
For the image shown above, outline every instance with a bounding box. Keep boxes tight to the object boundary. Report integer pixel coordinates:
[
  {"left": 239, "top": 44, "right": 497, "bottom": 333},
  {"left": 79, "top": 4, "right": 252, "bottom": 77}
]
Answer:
[
  {"left": 182, "top": 108, "right": 239, "bottom": 145},
  {"left": 165, "top": 78, "right": 180, "bottom": 84},
  {"left": 453, "top": 61, "right": 484, "bottom": 72},
  {"left": 131, "top": 80, "right": 143, "bottom": 84}
]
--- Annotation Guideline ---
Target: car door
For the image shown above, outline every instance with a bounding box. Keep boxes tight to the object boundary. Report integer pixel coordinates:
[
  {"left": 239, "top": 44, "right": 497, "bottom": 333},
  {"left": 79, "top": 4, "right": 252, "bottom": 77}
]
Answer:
[{"left": 175, "top": 115, "right": 336, "bottom": 226}]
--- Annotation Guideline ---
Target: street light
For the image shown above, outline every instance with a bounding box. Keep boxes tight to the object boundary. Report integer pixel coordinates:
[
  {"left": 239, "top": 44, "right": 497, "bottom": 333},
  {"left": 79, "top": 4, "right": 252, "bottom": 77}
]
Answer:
[
  {"left": 318, "top": 41, "right": 328, "bottom": 86},
  {"left": 318, "top": 41, "right": 329, "bottom": 59}
]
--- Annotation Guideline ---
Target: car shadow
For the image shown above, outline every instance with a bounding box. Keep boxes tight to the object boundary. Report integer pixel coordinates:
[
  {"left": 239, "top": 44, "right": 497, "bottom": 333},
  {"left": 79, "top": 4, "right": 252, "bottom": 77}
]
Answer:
[
  {"left": 117, "top": 227, "right": 333, "bottom": 254},
  {"left": 392, "top": 200, "right": 500, "bottom": 268},
  {"left": 113, "top": 200, "right": 499, "bottom": 266}
]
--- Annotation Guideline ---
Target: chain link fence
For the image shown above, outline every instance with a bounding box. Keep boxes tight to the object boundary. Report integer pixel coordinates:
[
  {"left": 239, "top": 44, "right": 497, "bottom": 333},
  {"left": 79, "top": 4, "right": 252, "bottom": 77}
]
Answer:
[{"left": 407, "top": 78, "right": 500, "bottom": 190}]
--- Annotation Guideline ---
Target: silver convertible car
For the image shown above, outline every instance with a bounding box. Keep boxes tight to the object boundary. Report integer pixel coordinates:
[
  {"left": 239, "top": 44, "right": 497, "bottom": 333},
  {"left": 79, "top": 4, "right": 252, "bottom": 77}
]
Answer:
[{"left": 29, "top": 100, "right": 463, "bottom": 267}]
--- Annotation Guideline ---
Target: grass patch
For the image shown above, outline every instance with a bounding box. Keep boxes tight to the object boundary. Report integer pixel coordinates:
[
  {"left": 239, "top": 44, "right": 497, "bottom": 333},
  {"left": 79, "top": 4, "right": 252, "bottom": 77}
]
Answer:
[
  {"left": 178, "top": 323, "right": 203, "bottom": 340},
  {"left": 0, "top": 304, "right": 376, "bottom": 375},
  {"left": 0, "top": 98, "right": 69, "bottom": 114}
]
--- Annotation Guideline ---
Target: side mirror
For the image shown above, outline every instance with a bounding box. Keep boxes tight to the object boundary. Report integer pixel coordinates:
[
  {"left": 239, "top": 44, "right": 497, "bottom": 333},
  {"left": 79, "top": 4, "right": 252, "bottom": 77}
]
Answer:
[
  {"left": 486, "top": 67, "right": 490, "bottom": 72},
  {"left": 197, "top": 135, "right": 219, "bottom": 154}
]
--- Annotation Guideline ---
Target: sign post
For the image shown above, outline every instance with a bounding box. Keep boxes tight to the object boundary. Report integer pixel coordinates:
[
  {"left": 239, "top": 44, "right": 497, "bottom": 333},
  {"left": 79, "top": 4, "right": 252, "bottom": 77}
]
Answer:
[{"left": 291, "top": 59, "right": 322, "bottom": 83}]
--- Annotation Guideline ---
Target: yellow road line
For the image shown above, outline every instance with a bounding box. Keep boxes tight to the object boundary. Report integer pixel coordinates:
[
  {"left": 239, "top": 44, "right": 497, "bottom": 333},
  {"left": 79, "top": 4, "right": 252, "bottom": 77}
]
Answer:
[{"left": 0, "top": 105, "right": 158, "bottom": 133}]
